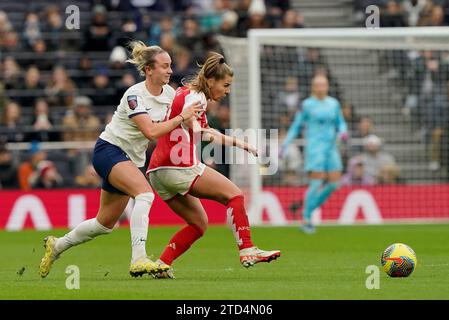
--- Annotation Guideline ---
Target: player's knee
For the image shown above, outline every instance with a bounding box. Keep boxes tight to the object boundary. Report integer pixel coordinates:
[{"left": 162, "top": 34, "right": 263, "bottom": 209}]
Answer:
[
  {"left": 225, "top": 192, "right": 244, "bottom": 206},
  {"left": 327, "top": 181, "right": 340, "bottom": 192},
  {"left": 308, "top": 179, "right": 323, "bottom": 191},
  {"left": 135, "top": 192, "right": 155, "bottom": 204}
]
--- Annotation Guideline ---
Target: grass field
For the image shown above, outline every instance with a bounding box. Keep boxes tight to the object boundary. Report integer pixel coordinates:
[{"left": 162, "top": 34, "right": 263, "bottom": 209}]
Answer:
[{"left": 0, "top": 224, "right": 448, "bottom": 300}]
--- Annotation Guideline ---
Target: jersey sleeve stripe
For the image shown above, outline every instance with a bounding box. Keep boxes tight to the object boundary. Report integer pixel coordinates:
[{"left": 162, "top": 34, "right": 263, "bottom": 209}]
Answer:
[{"left": 128, "top": 112, "right": 148, "bottom": 119}]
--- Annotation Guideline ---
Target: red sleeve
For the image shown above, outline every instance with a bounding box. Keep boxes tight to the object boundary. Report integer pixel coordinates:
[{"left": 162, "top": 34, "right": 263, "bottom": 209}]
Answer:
[
  {"left": 169, "top": 88, "right": 188, "bottom": 120},
  {"left": 199, "top": 112, "right": 208, "bottom": 128}
]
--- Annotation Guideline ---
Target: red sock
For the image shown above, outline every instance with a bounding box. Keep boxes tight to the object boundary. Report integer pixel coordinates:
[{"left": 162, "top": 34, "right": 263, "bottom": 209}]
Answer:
[
  {"left": 160, "top": 224, "right": 204, "bottom": 265},
  {"left": 226, "top": 195, "right": 254, "bottom": 250}
]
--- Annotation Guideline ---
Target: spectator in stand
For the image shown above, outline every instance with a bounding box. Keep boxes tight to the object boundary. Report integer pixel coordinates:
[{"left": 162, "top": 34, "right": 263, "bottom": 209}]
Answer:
[
  {"left": 62, "top": 96, "right": 101, "bottom": 176},
  {"left": 0, "top": 101, "right": 25, "bottom": 142},
  {"left": 45, "top": 65, "right": 77, "bottom": 107},
  {"left": 159, "top": 31, "right": 177, "bottom": 58},
  {"left": 417, "top": 50, "right": 449, "bottom": 171},
  {"left": 75, "top": 54, "right": 93, "bottom": 88},
  {"left": 2, "top": 56, "right": 21, "bottom": 90},
  {"left": 358, "top": 134, "right": 399, "bottom": 183},
  {"left": 109, "top": 46, "right": 130, "bottom": 84},
  {"left": 354, "top": 116, "right": 374, "bottom": 138},
  {"left": 17, "top": 141, "right": 47, "bottom": 191},
  {"left": 27, "top": 98, "right": 58, "bottom": 142},
  {"left": 351, "top": 116, "right": 374, "bottom": 154},
  {"left": 218, "top": 10, "right": 239, "bottom": 36},
  {"left": 1, "top": 30, "right": 22, "bottom": 53},
  {"left": 235, "top": 0, "right": 252, "bottom": 36},
  {"left": 148, "top": 15, "right": 175, "bottom": 46},
  {"left": 419, "top": 2, "right": 446, "bottom": 26},
  {"left": 22, "top": 12, "right": 42, "bottom": 50},
  {"left": 114, "top": 72, "right": 136, "bottom": 103},
  {"left": 378, "top": 163, "right": 400, "bottom": 185},
  {"left": 200, "top": 0, "right": 227, "bottom": 32},
  {"left": 43, "top": 5, "right": 67, "bottom": 51},
  {"left": 276, "top": 76, "right": 302, "bottom": 131},
  {"left": 17, "top": 65, "right": 45, "bottom": 107},
  {"left": 0, "top": 138, "right": 18, "bottom": 189},
  {"left": 26, "top": 39, "right": 54, "bottom": 71},
  {"left": 341, "top": 156, "right": 375, "bottom": 186},
  {"left": 114, "top": 17, "right": 140, "bottom": 48},
  {"left": 89, "top": 68, "right": 116, "bottom": 106},
  {"left": 0, "top": 82, "right": 7, "bottom": 112},
  {"left": 83, "top": 5, "right": 111, "bottom": 51},
  {"left": 403, "top": 0, "right": 427, "bottom": 27},
  {"left": 29, "top": 160, "right": 63, "bottom": 189},
  {"left": 0, "top": 10, "right": 13, "bottom": 34},
  {"left": 170, "top": 46, "right": 195, "bottom": 88},
  {"left": 177, "top": 18, "right": 203, "bottom": 58},
  {"left": 62, "top": 96, "right": 101, "bottom": 142},
  {"left": 238, "top": 0, "right": 271, "bottom": 37},
  {"left": 278, "top": 128, "right": 302, "bottom": 186},
  {"left": 280, "top": 9, "right": 304, "bottom": 28},
  {"left": 341, "top": 102, "right": 360, "bottom": 137},
  {"left": 380, "top": 0, "right": 407, "bottom": 27}
]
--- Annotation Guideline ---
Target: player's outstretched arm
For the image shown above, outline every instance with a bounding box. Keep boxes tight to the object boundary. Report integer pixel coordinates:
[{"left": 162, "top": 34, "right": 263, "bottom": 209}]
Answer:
[
  {"left": 200, "top": 126, "right": 258, "bottom": 157},
  {"left": 133, "top": 101, "right": 203, "bottom": 141}
]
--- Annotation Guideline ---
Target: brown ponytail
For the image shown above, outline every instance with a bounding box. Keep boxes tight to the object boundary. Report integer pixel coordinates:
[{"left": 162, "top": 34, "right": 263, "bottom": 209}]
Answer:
[{"left": 188, "top": 52, "right": 233, "bottom": 99}]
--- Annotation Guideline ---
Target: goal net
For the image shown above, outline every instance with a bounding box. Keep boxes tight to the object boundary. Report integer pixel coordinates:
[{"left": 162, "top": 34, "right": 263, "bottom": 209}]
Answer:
[{"left": 218, "top": 27, "right": 449, "bottom": 226}]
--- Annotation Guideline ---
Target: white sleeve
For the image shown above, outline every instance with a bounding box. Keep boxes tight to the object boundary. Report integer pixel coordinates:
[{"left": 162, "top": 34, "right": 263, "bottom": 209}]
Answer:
[{"left": 125, "top": 94, "right": 147, "bottom": 118}]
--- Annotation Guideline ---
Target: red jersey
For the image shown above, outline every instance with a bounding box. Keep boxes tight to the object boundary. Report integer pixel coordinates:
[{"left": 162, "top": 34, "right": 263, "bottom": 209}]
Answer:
[{"left": 147, "top": 87, "right": 208, "bottom": 173}]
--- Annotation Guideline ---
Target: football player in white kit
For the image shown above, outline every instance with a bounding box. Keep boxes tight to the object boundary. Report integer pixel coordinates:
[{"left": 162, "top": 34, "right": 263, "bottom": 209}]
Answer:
[{"left": 39, "top": 41, "right": 203, "bottom": 278}]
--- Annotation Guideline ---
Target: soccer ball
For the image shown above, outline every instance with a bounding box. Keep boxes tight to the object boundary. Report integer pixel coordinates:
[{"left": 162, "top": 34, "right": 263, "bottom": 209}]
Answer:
[{"left": 381, "top": 243, "right": 417, "bottom": 277}]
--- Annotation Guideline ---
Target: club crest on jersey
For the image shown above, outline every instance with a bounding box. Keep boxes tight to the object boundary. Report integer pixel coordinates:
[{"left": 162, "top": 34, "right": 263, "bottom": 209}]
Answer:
[{"left": 127, "top": 95, "right": 138, "bottom": 110}]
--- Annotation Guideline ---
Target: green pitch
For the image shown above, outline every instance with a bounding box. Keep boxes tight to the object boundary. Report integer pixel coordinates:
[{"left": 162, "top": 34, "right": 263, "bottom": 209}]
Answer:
[{"left": 0, "top": 224, "right": 448, "bottom": 299}]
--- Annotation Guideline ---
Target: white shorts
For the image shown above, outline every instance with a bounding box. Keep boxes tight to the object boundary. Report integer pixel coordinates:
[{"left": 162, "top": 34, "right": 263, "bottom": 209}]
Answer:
[{"left": 149, "top": 163, "right": 206, "bottom": 201}]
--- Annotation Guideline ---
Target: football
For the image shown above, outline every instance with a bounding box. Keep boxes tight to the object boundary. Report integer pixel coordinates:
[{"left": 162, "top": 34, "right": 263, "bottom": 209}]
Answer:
[{"left": 381, "top": 243, "right": 417, "bottom": 277}]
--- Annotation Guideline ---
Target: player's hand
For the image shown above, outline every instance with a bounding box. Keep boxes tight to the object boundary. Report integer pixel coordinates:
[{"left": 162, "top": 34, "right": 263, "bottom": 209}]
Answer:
[
  {"left": 244, "top": 143, "right": 258, "bottom": 157},
  {"left": 338, "top": 132, "right": 349, "bottom": 142},
  {"left": 181, "top": 101, "right": 204, "bottom": 121}
]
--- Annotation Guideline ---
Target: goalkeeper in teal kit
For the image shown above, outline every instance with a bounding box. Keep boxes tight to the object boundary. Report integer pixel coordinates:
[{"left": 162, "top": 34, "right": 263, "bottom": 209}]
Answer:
[{"left": 280, "top": 75, "right": 348, "bottom": 233}]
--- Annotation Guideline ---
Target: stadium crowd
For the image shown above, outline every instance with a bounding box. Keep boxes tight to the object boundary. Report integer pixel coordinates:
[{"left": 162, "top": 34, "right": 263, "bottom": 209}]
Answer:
[{"left": 1, "top": 0, "right": 448, "bottom": 190}]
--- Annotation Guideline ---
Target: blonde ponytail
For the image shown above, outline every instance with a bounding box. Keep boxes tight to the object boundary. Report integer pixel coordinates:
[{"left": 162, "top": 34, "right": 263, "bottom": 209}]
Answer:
[{"left": 126, "top": 41, "right": 166, "bottom": 76}]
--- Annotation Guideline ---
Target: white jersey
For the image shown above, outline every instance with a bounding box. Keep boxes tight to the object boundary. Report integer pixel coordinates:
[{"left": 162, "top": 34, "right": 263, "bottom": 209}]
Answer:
[{"left": 100, "top": 81, "right": 175, "bottom": 167}]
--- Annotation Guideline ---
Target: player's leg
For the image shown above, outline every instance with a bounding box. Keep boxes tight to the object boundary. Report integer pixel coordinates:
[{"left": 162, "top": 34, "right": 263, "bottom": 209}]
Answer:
[
  {"left": 39, "top": 189, "right": 129, "bottom": 278},
  {"left": 189, "top": 166, "right": 280, "bottom": 268},
  {"left": 313, "top": 148, "right": 343, "bottom": 209},
  {"left": 301, "top": 171, "right": 324, "bottom": 233},
  {"left": 107, "top": 161, "right": 169, "bottom": 276},
  {"left": 314, "top": 171, "right": 341, "bottom": 209},
  {"left": 154, "top": 194, "right": 208, "bottom": 278},
  {"left": 300, "top": 149, "right": 326, "bottom": 233}
]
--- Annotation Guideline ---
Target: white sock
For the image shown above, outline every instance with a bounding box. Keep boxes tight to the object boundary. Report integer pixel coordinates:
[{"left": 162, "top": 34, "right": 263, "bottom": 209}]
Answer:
[
  {"left": 130, "top": 192, "right": 154, "bottom": 262},
  {"left": 55, "top": 218, "right": 112, "bottom": 254}
]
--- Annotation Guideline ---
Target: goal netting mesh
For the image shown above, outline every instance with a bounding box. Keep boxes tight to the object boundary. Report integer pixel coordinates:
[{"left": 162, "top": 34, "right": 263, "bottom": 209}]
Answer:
[{"left": 218, "top": 28, "right": 449, "bottom": 225}]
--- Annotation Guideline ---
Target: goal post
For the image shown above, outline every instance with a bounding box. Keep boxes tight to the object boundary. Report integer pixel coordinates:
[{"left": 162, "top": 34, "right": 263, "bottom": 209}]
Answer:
[{"left": 218, "top": 27, "right": 449, "bottom": 226}]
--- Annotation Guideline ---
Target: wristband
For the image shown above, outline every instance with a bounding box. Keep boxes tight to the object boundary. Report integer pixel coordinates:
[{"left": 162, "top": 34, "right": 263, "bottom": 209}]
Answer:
[{"left": 178, "top": 114, "right": 185, "bottom": 122}]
